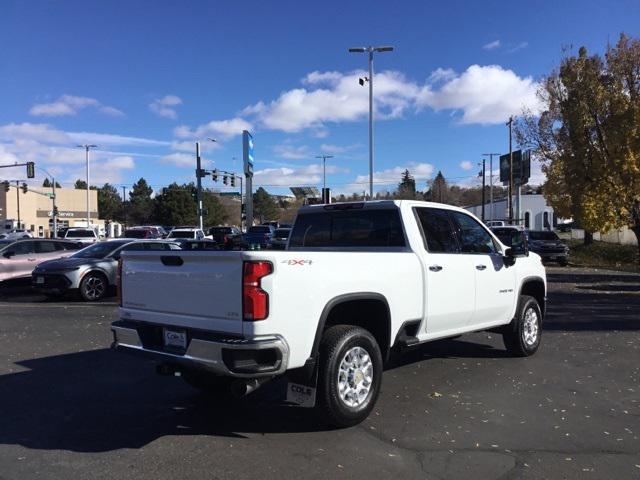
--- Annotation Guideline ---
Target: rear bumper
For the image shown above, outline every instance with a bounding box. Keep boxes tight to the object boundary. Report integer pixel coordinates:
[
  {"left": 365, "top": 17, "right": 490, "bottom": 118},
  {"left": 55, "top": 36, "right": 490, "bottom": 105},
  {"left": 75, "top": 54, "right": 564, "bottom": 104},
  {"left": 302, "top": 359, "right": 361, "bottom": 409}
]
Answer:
[{"left": 111, "top": 320, "right": 289, "bottom": 378}]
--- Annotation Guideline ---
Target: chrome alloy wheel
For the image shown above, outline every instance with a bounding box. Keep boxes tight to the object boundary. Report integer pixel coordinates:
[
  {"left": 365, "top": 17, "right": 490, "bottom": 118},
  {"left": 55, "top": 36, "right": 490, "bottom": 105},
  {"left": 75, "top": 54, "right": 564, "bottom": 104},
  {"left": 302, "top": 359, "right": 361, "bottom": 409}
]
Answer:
[
  {"left": 337, "top": 346, "right": 374, "bottom": 408},
  {"left": 83, "top": 276, "right": 105, "bottom": 300},
  {"left": 522, "top": 307, "right": 539, "bottom": 346}
]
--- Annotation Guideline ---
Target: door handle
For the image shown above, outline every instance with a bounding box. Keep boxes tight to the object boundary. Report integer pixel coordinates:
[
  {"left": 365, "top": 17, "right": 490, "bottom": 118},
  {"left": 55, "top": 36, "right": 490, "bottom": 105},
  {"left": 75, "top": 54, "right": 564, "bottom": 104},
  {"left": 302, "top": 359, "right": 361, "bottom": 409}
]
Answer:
[
  {"left": 476, "top": 264, "right": 487, "bottom": 271},
  {"left": 429, "top": 265, "right": 443, "bottom": 272}
]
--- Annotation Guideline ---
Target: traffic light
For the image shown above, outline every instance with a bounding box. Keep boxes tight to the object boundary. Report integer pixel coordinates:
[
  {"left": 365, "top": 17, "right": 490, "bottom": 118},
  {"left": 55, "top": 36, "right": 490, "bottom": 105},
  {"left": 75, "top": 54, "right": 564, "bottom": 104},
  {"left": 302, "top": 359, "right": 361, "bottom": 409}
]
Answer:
[
  {"left": 2, "top": 181, "right": 9, "bottom": 192},
  {"left": 212, "top": 171, "right": 218, "bottom": 182},
  {"left": 53, "top": 206, "right": 59, "bottom": 216},
  {"left": 21, "top": 183, "right": 28, "bottom": 194},
  {"left": 230, "top": 176, "right": 236, "bottom": 188},
  {"left": 26, "top": 162, "right": 35, "bottom": 179},
  {"left": 223, "top": 175, "right": 228, "bottom": 185}
]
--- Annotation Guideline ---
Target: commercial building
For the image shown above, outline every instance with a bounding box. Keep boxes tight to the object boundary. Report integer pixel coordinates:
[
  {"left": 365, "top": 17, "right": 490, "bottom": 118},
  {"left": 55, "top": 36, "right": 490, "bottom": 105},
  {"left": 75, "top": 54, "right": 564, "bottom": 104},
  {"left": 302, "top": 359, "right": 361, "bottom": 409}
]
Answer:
[
  {"left": 0, "top": 184, "right": 103, "bottom": 237},
  {"left": 466, "top": 193, "right": 568, "bottom": 230}
]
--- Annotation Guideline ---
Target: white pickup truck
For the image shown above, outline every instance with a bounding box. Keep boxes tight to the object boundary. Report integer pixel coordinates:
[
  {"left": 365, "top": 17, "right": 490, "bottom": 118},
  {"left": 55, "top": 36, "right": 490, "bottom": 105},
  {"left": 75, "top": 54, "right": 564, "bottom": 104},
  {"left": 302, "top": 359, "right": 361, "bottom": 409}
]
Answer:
[{"left": 112, "top": 201, "right": 546, "bottom": 427}]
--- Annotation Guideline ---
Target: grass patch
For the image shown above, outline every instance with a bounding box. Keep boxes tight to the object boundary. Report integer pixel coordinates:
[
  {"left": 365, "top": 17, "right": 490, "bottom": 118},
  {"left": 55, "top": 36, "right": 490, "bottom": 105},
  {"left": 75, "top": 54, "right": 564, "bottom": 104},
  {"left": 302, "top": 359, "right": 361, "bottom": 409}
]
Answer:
[{"left": 568, "top": 240, "right": 639, "bottom": 272}]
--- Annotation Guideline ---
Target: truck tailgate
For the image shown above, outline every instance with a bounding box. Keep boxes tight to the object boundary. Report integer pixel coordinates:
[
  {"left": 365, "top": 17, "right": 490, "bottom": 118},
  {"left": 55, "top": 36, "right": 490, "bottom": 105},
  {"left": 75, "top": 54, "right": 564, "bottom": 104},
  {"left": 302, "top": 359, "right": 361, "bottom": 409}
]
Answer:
[{"left": 119, "top": 250, "right": 243, "bottom": 334}]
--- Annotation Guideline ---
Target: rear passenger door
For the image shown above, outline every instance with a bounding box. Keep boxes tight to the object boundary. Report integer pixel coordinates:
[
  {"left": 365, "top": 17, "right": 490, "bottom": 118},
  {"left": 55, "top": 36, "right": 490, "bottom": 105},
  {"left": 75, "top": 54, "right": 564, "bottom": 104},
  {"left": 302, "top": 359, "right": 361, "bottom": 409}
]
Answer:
[
  {"left": 3, "top": 241, "right": 37, "bottom": 279},
  {"left": 414, "top": 207, "right": 476, "bottom": 335},
  {"left": 448, "top": 211, "right": 516, "bottom": 327}
]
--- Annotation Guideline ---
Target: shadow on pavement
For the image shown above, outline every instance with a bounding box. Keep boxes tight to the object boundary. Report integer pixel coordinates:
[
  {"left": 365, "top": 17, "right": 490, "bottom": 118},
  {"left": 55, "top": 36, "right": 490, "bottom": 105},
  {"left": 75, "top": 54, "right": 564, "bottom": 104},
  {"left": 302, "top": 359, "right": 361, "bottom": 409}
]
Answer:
[
  {"left": 546, "top": 272, "right": 640, "bottom": 284},
  {"left": 0, "top": 349, "right": 325, "bottom": 453}
]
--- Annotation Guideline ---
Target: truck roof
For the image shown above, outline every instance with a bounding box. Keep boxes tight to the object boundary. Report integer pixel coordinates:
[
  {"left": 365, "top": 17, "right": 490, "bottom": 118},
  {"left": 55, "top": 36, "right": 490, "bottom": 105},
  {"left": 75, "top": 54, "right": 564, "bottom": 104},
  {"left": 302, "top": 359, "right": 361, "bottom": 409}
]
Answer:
[{"left": 298, "top": 200, "right": 471, "bottom": 214}]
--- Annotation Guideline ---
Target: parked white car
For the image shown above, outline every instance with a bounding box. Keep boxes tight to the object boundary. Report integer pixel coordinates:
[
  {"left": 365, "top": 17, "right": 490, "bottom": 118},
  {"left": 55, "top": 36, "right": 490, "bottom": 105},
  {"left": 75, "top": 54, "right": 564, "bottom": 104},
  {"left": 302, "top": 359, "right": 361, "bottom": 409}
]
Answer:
[
  {"left": 113, "top": 200, "right": 546, "bottom": 427},
  {"left": 166, "top": 227, "right": 209, "bottom": 240},
  {"left": 0, "top": 229, "right": 33, "bottom": 240},
  {"left": 61, "top": 228, "right": 99, "bottom": 245}
]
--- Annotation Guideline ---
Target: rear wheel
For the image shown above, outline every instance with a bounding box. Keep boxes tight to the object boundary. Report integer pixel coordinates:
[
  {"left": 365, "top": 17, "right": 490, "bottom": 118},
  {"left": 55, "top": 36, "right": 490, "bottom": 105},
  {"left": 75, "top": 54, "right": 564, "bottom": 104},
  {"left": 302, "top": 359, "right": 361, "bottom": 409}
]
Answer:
[
  {"left": 503, "top": 295, "right": 542, "bottom": 356},
  {"left": 79, "top": 272, "right": 108, "bottom": 301},
  {"left": 318, "top": 325, "right": 383, "bottom": 428}
]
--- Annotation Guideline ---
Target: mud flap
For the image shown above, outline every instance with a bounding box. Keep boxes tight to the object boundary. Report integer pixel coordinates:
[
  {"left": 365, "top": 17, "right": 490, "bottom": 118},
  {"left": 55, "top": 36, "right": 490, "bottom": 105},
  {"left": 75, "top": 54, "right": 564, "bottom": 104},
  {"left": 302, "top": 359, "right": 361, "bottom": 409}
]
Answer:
[{"left": 283, "top": 359, "right": 319, "bottom": 408}]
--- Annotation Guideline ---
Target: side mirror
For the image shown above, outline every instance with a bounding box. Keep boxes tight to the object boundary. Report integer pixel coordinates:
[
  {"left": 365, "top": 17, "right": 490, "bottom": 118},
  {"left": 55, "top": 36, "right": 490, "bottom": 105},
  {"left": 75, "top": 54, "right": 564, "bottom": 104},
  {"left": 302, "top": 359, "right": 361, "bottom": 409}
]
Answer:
[{"left": 503, "top": 230, "right": 528, "bottom": 266}]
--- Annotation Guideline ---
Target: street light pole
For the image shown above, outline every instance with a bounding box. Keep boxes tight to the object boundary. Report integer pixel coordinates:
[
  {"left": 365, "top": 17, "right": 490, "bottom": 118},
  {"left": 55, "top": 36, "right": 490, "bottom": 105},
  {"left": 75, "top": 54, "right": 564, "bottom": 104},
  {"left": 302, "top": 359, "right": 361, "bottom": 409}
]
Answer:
[
  {"left": 482, "top": 153, "right": 500, "bottom": 222},
  {"left": 315, "top": 154, "right": 334, "bottom": 202},
  {"left": 506, "top": 116, "right": 514, "bottom": 225},
  {"left": 349, "top": 45, "right": 394, "bottom": 200},
  {"left": 77, "top": 144, "right": 97, "bottom": 227}
]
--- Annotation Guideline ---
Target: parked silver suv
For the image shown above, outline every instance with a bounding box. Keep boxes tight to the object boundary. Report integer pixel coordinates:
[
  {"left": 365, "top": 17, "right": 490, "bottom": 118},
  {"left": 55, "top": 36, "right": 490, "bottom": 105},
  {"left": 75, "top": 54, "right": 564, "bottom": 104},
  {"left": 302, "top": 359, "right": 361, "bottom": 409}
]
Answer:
[{"left": 32, "top": 239, "right": 180, "bottom": 301}]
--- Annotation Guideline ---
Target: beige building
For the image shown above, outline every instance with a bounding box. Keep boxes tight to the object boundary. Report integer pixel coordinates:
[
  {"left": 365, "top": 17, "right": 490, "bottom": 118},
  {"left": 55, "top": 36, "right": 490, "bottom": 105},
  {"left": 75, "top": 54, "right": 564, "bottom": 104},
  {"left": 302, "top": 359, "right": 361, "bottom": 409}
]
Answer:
[{"left": 0, "top": 184, "right": 103, "bottom": 237}]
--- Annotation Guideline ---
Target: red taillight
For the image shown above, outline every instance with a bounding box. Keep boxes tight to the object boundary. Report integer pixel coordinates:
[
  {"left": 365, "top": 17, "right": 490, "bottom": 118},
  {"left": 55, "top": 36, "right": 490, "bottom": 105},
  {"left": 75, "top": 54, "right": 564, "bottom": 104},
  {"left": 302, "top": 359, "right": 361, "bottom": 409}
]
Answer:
[
  {"left": 117, "top": 259, "right": 123, "bottom": 307},
  {"left": 223, "top": 234, "right": 230, "bottom": 244},
  {"left": 243, "top": 261, "right": 272, "bottom": 321}
]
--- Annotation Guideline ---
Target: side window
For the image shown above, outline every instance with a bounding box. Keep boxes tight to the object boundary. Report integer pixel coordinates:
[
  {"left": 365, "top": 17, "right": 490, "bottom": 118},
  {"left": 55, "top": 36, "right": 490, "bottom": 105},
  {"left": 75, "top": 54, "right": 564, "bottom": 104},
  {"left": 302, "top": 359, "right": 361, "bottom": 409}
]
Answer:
[
  {"left": 10, "top": 241, "right": 35, "bottom": 255},
  {"left": 197, "top": 231, "right": 204, "bottom": 240},
  {"left": 414, "top": 208, "right": 459, "bottom": 253},
  {"left": 145, "top": 242, "right": 171, "bottom": 251},
  {"left": 449, "top": 211, "right": 497, "bottom": 254},
  {"left": 35, "top": 241, "right": 57, "bottom": 253}
]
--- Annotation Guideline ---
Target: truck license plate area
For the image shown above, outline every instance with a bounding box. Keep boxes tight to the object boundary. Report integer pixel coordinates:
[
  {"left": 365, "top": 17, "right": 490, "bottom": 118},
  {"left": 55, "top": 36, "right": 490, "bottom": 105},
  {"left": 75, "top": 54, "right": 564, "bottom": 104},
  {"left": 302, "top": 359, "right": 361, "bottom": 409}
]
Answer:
[{"left": 163, "top": 328, "right": 187, "bottom": 349}]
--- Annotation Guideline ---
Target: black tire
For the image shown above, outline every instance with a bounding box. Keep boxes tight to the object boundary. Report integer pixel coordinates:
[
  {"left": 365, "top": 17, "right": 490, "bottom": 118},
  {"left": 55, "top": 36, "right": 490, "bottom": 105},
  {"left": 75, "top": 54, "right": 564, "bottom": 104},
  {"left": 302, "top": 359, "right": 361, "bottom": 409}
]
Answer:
[
  {"left": 182, "top": 370, "right": 233, "bottom": 397},
  {"left": 317, "top": 325, "right": 383, "bottom": 428},
  {"left": 503, "top": 295, "right": 542, "bottom": 357},
  {"left": 79, "top": 272, "right": 108, "bottom": 301}
]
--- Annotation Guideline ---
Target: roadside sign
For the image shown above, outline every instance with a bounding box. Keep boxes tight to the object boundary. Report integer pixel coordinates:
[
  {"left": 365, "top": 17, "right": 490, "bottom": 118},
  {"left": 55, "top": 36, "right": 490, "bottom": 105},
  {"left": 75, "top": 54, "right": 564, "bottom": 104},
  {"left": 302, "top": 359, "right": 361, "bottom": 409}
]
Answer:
[
  {"left": 243, "top": 130, "right": 254, "bottom": 176},
  {"left": 499, "top": 150, "right": 531, "bottom": 185}
]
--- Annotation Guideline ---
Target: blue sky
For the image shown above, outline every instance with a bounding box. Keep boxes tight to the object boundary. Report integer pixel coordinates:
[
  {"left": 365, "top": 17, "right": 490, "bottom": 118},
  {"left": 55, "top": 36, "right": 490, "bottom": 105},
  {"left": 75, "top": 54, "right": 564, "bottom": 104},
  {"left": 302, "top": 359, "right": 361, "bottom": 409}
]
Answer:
[{"left": 1, "top": 0, "right": 638, "bottom": 196}]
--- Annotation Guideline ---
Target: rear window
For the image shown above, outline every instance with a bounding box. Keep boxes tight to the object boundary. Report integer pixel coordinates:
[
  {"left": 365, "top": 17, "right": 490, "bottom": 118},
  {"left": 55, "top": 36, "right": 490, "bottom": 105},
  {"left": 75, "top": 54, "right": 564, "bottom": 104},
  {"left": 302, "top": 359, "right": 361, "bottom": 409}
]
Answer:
[
  {"left": 168, "top": 230, "right": 194, "bottom": 239},
  {"left": 249, "top": 226, "right": 271, "bottom": 234},
  {"left": 66, "top": 230, "right": 95, "bottom": 238},
  {"left": 124, "top": 229, "right": 149, "bottom": 238},
  {"left": 289, "top": 209, "right": 405, "bottom": 248},
  {"left": 210, "top": 227, "right": 232, "bottom": 234}
]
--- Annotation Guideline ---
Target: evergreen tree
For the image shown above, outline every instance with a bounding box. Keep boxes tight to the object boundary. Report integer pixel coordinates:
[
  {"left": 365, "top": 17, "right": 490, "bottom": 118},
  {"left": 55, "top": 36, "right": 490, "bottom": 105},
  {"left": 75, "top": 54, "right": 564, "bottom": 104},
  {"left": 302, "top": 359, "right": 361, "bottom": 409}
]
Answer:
[
  {"left": 396, "top": 169, "right": 416, "bottom": 199},
  {"left": 253, "top": 187, "right": 279, "bottom": 223},
  {"left": 128, "top": 178, "right": 154, "bottom": 224},
  {"left": 98, "top": 183, "right": 122, "bottom": 221}
]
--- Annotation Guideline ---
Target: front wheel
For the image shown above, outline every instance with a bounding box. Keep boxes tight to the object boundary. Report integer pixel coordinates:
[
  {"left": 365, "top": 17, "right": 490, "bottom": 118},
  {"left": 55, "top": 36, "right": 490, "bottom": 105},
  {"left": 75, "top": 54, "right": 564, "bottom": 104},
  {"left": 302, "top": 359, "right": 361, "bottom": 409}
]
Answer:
[
  {"left": 318, "top": 325, "right": 383, "bottom": 428},
  {"left": 503, "top": 295, "right": 542, "bottom": 356},
  {"left": 79, "top": 273, "right": 108, "bottom": 301}
]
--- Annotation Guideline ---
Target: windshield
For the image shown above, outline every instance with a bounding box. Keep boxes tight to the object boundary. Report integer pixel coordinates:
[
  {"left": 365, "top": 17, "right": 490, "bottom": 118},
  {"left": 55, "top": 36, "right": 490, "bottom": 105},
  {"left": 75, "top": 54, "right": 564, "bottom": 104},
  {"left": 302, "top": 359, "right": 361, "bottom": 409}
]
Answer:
[
  {"left": 124, "top": 229, "right": 149, "bottom": 238},
  {"left": 168, "top": 230, "right": 195, "bottom": 239},
  {"left": 66, "top": 230, "right": 95, "bottom": 238},
  {"left": 71, "top": 240, "right": 129, "bottom": 259},
  {"left": 528, "top": 231, "right": 560, "bottom": 241}
]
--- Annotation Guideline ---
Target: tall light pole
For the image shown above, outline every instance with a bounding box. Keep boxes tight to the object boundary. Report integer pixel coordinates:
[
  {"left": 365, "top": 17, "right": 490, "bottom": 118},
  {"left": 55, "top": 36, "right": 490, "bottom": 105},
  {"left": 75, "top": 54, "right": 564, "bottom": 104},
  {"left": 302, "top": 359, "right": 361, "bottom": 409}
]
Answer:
[
  {"left": 77, "top": 144, "right": 97, "bottom": 227},
  {"left": 482, "top": 153, "right": 500, "bottom": 222},
  {"left": 349, "top": 45, "right": 394, "bottom": 200},
  {"left": 506, "top": 116, "right": 514, "bottom": 225},
  {"left": 315, "top": 154, "right": 334, "bottom": 202},
  {"left": 37, "top": 166, "right": 58, "bottom": 237}
]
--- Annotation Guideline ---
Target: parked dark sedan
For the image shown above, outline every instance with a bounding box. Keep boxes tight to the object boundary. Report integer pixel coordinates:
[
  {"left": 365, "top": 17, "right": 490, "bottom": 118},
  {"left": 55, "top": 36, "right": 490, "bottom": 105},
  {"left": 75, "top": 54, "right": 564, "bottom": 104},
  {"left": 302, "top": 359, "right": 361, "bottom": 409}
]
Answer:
[{"left": 526, "top": 230, "right": 569, "bottom": 265}]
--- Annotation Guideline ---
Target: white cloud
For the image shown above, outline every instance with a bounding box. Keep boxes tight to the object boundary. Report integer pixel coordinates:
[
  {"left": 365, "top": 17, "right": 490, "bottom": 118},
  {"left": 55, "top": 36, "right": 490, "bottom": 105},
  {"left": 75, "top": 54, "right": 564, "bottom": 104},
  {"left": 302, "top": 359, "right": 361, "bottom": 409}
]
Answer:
[
  {"left": 161, "top": 152, "right": 195, "bottom": 168},
  {"left": 253, "top": 164, "right": 344, "bottom": 187},
  {"left": 149, "top": 95, "right": 183, "bottom": 119},
  {"left": 507, "top": 42, "right": 529, "bottom": 53},
  {"left": 245, "top": 70, "right": 419, "bottom": 132},
  {"left": 460, "top": 160, "right": 474, "bottom": 171},
  {"left": 428, "top": 68, "right": 457, "bottom": 83},
  {"left": 273, "top": 144, "right": 311, "bottom": 160},
  {"left": 354, "top": 162, "right": 435, "bottom": 185},
  {"left": 174, "top": 117, "right": 253, "bottom": 141},
  {"left": 30, "top": 95, "right": 123, "bottom": 117},
  {"left": 482, "top": 40, "right": 501, "bottom": 51},
  {"left": 417, "top": 65, "right": 542, "bottom": 124},
  {"left": 66, "top": 156, "right": 135, "bottom": 184},
  {"left": 67, "top": 131, "right": 171, "bottom": 147},
  {"left": 320, "top": 143, "right": 360, "bottom": 155}
]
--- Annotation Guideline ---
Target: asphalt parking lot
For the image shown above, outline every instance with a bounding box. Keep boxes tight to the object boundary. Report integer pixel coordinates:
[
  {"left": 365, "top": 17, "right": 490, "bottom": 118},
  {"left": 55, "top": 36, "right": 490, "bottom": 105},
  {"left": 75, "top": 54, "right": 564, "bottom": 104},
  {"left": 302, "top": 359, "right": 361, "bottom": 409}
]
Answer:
[{"left": 0, "top": 267, "right": 638, "bottom": 480}]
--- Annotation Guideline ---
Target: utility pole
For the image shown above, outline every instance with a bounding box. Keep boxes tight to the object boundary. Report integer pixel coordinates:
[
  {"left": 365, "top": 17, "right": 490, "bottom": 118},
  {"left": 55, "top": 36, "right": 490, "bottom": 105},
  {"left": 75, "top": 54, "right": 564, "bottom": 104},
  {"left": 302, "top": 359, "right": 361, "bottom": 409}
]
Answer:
[
  {"left": 479, "top": 159, "right": 486, "bottom": 221},
  {"left": 349, "top": 45, "right": 394, "bottom": 200},
  {"left": 15, "top": 181, "right": 20, "bottom": 228},
  {"left": 482, "top": 153, "right": 500, "bottom": 222},
  {"left": 506, "top": 117, "right": 514, "bottom": 225},
  {"left": 195, "top": 141, "right": 204, "bottom": 230},
  {"left": 77, "top": 144, "right": 97, "bottom": 227},
  {"left": 121, "top": 186, "right": 127, "bottom": 229}
]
